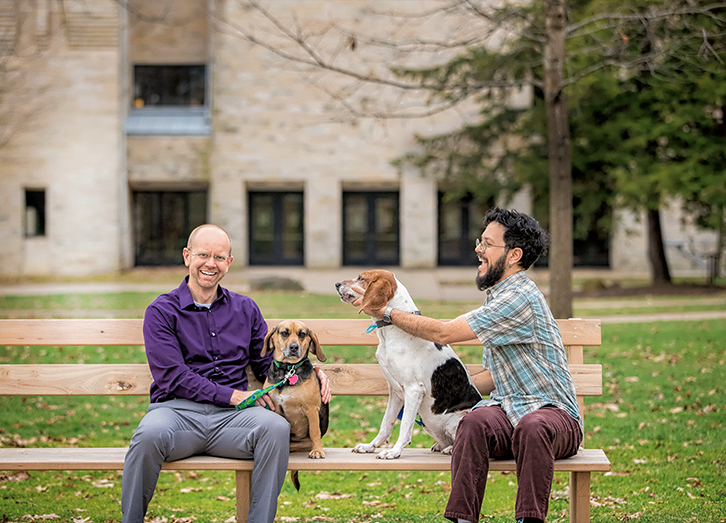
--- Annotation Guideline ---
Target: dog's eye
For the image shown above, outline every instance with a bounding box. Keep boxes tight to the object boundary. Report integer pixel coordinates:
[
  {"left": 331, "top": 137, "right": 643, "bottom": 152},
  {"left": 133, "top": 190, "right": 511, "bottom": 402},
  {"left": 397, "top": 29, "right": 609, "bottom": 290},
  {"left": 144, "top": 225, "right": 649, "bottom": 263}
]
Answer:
[
  {"left": 280, "top": 329, "right": 290, "bottom": 338},
  {"left": 298, "top": 330, "right": 307, "bottom": 339}
]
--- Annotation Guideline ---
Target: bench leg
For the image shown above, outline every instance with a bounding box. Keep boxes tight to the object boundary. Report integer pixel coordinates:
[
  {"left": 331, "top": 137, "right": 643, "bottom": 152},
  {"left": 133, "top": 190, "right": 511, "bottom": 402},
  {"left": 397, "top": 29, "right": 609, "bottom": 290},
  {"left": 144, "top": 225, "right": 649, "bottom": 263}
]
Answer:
[
  {"left": 235, "top": 470, "right": 252, "bottom": 523},
  {"left": 569, "top": 471, "right": 590, "bottom": 523}
]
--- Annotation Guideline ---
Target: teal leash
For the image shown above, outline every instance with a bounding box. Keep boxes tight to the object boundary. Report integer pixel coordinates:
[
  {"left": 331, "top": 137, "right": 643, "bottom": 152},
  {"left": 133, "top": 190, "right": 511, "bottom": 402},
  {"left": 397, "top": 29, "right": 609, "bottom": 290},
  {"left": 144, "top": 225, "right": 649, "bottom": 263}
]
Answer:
[{"left": 235, "top": 360, "right": 305, "bottom": 410}]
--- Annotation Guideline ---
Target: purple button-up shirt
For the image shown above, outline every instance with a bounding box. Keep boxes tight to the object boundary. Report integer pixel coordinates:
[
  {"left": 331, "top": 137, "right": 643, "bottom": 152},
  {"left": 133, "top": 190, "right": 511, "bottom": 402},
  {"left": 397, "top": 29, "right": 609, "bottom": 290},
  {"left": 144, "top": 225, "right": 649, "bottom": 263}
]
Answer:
[{"left": 143, "top": 277, "right": 271, "bottom": 406}]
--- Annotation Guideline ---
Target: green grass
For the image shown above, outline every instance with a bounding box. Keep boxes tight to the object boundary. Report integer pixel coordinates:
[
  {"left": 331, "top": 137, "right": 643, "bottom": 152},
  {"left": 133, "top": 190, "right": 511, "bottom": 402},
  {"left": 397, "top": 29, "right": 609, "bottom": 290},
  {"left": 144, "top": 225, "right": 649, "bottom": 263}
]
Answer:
[{"left": 1, "top": 291, "right": 725, "bottom": 522}]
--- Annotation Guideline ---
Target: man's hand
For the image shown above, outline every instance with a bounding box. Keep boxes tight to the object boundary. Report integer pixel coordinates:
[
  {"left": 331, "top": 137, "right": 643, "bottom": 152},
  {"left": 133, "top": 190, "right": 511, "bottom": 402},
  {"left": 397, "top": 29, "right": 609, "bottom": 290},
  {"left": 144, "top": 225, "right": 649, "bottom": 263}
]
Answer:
[
  {"left": 314, "top": 366, "right": 332, "bottom": 404},
  {"left": 350, "top": 285, "right": 387, "bottom": 318},
  {"left": 230, "top": 389, "right": 276, "bottom": 411}
]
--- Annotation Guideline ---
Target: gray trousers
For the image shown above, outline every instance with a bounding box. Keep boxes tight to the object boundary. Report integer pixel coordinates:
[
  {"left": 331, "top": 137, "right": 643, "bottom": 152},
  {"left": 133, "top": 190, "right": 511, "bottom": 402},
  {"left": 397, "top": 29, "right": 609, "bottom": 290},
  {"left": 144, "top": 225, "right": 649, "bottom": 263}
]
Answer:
[{"left": 121, "top": 399, "right": 290, "bottom": 523}]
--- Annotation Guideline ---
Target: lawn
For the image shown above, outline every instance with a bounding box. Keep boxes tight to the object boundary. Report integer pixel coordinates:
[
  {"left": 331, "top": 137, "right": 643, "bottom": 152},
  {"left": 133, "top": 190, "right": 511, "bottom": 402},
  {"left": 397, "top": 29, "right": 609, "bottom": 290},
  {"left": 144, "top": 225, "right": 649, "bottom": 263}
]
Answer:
[{"left": 0, "top": 290, "right": 724, "bottom": 522}]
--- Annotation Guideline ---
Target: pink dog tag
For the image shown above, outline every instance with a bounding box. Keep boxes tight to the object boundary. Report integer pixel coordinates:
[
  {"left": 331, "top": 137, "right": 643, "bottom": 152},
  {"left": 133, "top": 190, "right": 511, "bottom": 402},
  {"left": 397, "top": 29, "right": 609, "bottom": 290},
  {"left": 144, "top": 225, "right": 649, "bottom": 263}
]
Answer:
[{"left": 288, "top": 375, "right": 299, "bottom": 385}]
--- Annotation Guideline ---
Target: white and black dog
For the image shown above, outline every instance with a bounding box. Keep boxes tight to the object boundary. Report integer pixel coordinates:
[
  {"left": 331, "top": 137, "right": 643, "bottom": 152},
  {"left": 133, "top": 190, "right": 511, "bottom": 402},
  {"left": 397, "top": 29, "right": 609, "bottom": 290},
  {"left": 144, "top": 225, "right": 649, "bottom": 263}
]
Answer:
[{"left": 336, "top": 270, "right": 481, "bottom": 459}]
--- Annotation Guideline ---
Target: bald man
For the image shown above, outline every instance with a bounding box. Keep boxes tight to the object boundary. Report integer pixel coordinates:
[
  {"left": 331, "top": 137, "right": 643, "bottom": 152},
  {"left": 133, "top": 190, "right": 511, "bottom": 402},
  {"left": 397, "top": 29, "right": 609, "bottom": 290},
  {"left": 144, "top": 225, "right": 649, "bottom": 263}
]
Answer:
[{"left": 121, "top": 225, "right": 330, "bottom": 523}]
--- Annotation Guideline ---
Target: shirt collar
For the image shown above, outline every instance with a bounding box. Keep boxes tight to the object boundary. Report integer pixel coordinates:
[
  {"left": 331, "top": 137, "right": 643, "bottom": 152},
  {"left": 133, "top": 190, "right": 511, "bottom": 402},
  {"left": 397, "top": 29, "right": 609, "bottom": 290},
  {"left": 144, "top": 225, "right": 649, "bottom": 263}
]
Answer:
[
  {"left": 179, "top": 276, "right": 227, "bottom": 310},
  {"left": 484, "top": 271, "right": 527, "bottom": 303}
]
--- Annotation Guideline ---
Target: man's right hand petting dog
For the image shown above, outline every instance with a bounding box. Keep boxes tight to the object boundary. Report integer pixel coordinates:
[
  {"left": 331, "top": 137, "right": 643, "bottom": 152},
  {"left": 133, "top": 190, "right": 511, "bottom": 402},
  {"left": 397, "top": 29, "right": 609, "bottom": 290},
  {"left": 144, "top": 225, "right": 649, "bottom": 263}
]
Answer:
[{"left": 336, "top": 270, "right": 481, "bottom": 459}]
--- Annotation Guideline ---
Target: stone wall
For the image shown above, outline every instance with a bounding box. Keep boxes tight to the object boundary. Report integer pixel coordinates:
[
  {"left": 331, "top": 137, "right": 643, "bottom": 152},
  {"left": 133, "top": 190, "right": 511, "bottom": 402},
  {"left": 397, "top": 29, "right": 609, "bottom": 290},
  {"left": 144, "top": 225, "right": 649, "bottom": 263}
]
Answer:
[{"left": 0, "top": 0, "right": 122, "bottom": 277}]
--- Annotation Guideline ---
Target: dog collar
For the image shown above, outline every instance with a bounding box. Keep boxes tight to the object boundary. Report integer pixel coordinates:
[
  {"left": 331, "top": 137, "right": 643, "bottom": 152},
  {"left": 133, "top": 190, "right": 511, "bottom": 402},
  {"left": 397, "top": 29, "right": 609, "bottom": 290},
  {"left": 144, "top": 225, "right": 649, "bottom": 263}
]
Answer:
[
  {"left": 367, "top": 310, "right": 421, "bottom": 332},
  {"left": 273, "top": 359, "right": 307, "bottom": 373}
]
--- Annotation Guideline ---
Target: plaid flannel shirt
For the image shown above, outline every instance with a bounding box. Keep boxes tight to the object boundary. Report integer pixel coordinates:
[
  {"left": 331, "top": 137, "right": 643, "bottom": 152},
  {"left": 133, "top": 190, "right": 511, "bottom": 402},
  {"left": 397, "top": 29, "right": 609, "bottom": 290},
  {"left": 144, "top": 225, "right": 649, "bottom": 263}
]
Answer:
[{"left": 465, "top": 271, "right": 583, "bottom": 434}]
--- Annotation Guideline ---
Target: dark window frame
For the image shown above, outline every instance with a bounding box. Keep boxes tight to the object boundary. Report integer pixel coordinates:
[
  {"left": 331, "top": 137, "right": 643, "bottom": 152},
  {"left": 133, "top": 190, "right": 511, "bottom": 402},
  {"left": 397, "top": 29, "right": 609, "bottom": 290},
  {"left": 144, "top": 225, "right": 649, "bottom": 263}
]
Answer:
[
  {"left": 248, "top": 191, "right": 305, "bottom": 266},
  {"left": 133, "top": 64, "right": 206, "bottom": 108},
  {"left": 24, "top": 189, "right": 46, "bottom": 237},
  {"left": 437, "top": 193, "right": 492, "bottom": 266},
  {"left": 342, "top": 191, "right": 400, "bottom": 266},
  {"left": 133, "top": 190, "right": 208, "bottom": 266}
]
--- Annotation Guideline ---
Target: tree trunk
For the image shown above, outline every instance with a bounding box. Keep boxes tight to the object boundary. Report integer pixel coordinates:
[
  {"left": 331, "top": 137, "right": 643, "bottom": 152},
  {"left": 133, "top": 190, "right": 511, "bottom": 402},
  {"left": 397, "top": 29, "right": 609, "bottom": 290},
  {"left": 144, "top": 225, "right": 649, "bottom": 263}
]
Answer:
[
  {"left": 544, "top": 0, "right": 573, "bottom": 318},
  {"left": 646, "top": 208, "right": 671, "bottom": 285}
]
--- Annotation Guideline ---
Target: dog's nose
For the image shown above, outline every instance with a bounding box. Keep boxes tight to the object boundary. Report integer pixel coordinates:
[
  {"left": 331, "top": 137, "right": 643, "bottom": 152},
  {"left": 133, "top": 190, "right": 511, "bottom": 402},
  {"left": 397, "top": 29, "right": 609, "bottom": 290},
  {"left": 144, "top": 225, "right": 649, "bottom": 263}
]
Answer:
[{"left": 335, "top": 282, "right": 342, "bottom": 289}]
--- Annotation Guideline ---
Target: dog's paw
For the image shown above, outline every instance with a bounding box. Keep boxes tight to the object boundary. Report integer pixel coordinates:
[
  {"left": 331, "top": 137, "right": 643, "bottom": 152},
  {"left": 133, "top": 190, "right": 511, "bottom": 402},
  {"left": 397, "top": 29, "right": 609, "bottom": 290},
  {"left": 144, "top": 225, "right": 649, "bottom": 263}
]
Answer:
[
  {"left": 352, "top": 443, "right": 376, "bottom": 454},
  {"left": 376, "top": 448, "right": 402, "bottom": 460},
  {"left": 430, "top": 442, "right": 444, "bottom": 452},
  {"left": 440, "top": 445, "right": 454, "bottom": 455},
  {"left": 309, "top": 449, "right": 326, "bottom": 459}
]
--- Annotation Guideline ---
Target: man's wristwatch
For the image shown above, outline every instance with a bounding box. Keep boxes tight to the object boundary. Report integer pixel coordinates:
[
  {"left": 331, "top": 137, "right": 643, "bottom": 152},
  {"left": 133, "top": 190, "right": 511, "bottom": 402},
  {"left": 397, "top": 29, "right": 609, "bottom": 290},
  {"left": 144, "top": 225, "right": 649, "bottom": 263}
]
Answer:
[{"left": 382, "top": 306, "right": 394, "bottom": 324}]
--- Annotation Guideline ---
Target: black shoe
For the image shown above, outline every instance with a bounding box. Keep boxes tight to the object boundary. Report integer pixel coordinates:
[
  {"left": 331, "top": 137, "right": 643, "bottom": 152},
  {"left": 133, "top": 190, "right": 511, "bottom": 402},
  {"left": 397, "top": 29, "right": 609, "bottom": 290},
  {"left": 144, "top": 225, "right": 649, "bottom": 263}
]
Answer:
[{"left": 516, "top": 518, "right": 544, "bottom": 523}]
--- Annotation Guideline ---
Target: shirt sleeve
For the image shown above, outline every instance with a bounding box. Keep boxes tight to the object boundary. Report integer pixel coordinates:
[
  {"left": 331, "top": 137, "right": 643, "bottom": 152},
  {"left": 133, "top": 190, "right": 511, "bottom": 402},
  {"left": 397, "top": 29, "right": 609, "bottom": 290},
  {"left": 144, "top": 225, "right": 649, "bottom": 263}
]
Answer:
[{"left": 143, "top": 302, "right": 233, "bottom": 406}]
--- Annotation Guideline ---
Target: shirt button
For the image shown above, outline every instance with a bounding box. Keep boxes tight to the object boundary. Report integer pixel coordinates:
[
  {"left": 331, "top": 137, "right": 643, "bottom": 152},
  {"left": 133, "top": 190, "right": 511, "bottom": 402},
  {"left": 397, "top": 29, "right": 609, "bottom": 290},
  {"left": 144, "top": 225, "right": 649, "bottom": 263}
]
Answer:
[{"left": 211, "top": 332, "right": 216, "bottom": 337}]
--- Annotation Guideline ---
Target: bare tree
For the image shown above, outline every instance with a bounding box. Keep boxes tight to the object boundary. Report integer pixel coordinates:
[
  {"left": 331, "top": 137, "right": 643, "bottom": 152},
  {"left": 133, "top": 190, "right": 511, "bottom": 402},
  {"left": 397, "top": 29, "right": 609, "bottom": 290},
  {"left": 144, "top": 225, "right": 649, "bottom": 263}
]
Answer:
[
  {"left": 0, "top": 1, "right": 60, "bottom": 149},
  {"left": 209, "top": 0, "right": 726, "bottom": 316}
]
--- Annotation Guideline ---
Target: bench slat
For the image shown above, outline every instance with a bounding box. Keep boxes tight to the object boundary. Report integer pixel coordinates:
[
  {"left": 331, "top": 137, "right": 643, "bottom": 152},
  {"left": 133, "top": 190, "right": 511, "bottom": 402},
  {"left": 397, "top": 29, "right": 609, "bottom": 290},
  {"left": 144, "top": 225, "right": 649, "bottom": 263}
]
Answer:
[
  {"left": 0, "top": 447, "right": 610, "bottom": 472},
  {"left": 0, "top": 363, "right": 602, "bottom": 397},
  {"left": 0, "top": 318, "right": 601, "bottom": 347}
]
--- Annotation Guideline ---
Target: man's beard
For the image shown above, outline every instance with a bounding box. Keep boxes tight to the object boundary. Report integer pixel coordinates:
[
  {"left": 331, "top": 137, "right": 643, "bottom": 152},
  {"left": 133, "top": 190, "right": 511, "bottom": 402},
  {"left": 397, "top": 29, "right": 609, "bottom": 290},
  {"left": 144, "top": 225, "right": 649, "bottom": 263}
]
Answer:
[{"left": 476, "top": 252, "right": 508, "bottom": 291}]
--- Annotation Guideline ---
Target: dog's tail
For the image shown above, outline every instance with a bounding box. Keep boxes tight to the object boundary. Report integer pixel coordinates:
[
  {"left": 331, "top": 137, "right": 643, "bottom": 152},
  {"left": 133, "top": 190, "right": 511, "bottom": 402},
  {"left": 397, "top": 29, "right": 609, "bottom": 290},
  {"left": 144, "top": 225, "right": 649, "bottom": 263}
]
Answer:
[{"left": 291, "top": 470, "right": 301, "bottom": 491}]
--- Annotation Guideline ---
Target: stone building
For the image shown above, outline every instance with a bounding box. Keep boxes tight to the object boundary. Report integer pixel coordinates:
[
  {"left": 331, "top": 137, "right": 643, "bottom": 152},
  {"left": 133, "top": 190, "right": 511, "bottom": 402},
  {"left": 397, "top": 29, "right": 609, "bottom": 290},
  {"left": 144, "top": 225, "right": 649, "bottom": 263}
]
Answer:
[{"left": 0, "top": 0, "right": 720, "bottom": 279}]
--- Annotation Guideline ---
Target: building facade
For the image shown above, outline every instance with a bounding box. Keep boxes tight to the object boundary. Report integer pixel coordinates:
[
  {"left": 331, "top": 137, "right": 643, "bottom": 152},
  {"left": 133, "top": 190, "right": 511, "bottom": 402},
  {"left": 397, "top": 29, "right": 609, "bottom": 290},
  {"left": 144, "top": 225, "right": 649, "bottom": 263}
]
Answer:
[{"left": 0, "top": 0, "right": 720, "bottom": 279}]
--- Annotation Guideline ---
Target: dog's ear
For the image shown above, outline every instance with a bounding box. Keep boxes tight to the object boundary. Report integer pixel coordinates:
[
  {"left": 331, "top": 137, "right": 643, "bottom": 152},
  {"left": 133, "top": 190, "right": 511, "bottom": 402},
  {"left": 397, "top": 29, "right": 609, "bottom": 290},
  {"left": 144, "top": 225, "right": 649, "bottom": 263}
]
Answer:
[
  {"left": 359, "top": 272, "right": 397, "bottom": 313},
  {"left": 308, "top": 329, "right": 326, "bottom": 362},
  {"left": 261, "top": 325, "right": 278, "bottom": 357}
]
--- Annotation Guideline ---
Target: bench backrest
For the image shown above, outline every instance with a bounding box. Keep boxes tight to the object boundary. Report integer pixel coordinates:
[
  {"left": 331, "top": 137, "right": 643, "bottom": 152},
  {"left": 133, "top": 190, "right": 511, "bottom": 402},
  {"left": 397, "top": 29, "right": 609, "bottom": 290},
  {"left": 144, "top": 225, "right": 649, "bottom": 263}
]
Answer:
[{"left": 0, "top": 318, "right": 601, "bottom": 406}]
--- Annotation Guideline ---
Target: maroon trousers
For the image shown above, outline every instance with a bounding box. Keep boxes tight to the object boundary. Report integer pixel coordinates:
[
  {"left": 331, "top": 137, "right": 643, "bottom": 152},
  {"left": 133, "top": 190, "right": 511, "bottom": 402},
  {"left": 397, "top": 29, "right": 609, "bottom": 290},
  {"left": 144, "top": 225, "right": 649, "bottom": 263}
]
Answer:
[{"left": 444, "top": 406, "right": 582, "bottom": 522}]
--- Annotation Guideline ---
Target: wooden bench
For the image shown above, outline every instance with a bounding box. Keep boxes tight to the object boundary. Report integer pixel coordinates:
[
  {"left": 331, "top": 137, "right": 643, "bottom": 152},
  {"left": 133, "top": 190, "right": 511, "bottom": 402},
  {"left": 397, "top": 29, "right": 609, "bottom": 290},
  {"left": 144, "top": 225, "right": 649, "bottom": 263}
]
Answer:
[{"left": 0, "top": 318, "right": 609, "bottom": 523}]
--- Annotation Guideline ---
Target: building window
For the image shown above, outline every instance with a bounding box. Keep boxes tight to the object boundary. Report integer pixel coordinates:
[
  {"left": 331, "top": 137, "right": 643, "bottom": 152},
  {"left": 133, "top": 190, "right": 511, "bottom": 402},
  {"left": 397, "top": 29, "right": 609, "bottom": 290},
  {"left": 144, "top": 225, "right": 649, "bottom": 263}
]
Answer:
[
  {"left": 343, "top": 192, "right": 399, "bottom": 266},
  {"left": 249, "top": 192, "right": 304, "bottom": 266},
  {"left": 25, "top": 190, "right": 46, "bottom": 237},
  {"left": 438, "top": 193, "right": 491, "bottom": 266},
  {"left": 133, "top": 65, "right": 206, "bottom": 107},
  {"left": 133, "top": 190, "right": 207, "bottom": 266}
]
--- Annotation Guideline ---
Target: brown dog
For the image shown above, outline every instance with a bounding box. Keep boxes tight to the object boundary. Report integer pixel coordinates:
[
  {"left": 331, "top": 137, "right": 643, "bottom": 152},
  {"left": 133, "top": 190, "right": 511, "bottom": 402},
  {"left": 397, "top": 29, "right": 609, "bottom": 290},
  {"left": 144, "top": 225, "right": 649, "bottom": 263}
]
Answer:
[{"left": 262, "top": 320, "right": 329, "bottom": 478}]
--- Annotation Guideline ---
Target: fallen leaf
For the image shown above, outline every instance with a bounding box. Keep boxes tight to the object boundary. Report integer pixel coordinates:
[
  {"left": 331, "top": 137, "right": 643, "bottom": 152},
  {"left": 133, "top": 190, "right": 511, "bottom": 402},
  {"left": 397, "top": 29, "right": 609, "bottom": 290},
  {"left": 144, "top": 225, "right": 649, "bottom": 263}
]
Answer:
[
  {"left": 216, "top": 496, "right": 231, "bottom": 501},
  {"left": 316, "top": 491, "right": 353, "bottom": 500},
  {"left": 0, "top": 471, "right": 30, "bottom": 483}
]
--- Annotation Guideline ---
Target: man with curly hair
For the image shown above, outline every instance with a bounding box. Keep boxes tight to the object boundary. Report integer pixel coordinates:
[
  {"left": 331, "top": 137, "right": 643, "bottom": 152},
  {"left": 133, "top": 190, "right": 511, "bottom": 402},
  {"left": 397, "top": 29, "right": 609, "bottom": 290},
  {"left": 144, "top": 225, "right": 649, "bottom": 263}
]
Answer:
[{"left": 356, "top": 207, "right": 582, "bottom": 523}]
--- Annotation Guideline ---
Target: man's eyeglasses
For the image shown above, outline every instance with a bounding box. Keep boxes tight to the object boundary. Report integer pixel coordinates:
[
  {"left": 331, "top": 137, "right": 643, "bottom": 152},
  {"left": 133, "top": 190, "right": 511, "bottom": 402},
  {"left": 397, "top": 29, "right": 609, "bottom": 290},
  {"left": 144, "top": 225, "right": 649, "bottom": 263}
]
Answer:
[
  {"left": 187, "top": 250, "right": 231, "bottom": 263},
  {"left": 475, "top": 238, "right": 507, "bottom": 251}
]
